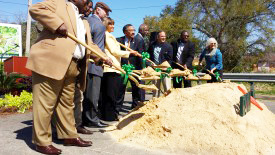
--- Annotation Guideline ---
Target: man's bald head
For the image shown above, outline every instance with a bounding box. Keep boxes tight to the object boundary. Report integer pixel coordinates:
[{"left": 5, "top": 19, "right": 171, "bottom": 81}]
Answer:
[{"left": 138, "top": 24, "right": 149, "bottom": 37}]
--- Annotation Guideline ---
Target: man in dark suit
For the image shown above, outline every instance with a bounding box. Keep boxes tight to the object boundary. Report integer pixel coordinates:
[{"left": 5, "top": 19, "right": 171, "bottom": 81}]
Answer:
[
  {"left": 148, "top": 31, "right": 173, "bottom": 97},
  {"left": 135, "top": 24, "right": 149, "bottom": 53},
  {"left": 171, "top": 30, "right": 195, "bottom": 88},
  {"left": 116, "top": 24, "right": 143, "bottom": 110},
  {"left": 82, "top": 2, "right": 111, "bottom": 128},
  {"left": 134, "top": 24, "right": 149, "bottom": 102}
]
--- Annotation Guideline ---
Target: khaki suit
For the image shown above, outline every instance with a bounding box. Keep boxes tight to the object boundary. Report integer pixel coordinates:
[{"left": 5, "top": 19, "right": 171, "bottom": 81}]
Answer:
[{"left": 27, "top": 0, "right": 101, "bottom": 146}]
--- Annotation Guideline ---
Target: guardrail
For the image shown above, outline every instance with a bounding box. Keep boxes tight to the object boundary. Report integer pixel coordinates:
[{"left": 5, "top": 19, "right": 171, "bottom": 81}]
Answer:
[
  {"left": 197, "top": 73, "right": 275, "bottom": 83},
  {"left": 222, "top": 73, "right": 275, "bottom": 83},
  {"left": 197, "top": 72, "right": 275, "bottom": 94}
]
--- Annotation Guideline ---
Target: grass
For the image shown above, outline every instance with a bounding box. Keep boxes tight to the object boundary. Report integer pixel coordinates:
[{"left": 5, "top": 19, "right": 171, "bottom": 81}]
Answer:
[{"left": 237, "top": 82, "right": 275, "bottom": 95}]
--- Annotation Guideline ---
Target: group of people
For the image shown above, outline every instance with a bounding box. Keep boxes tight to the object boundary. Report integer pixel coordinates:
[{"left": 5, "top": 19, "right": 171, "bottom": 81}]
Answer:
[{"left": 26, "top": 0, "right": 223, "bottom": 154}]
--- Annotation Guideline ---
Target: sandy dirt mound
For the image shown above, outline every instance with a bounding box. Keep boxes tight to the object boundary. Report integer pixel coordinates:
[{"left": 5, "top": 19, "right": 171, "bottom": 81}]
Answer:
[{"left": 110, "top": 83, "right": 275, "bottom": 154}]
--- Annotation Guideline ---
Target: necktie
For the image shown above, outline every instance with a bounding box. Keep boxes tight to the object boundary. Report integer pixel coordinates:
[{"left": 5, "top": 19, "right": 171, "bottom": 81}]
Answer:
[{"left": 177, "top": 44, "right": 184, "bottom": 62}]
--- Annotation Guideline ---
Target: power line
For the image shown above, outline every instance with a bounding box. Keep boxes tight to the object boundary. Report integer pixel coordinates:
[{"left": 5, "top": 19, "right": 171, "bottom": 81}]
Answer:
[
  {"left": 112, "top": 5, "right": 169, "bottom": 11},
  {"left": 0, "top": 10, "right": 18, "bottom": 15},
  {"left": 0, "top": 0, "right": 27, "bottom": 6}
]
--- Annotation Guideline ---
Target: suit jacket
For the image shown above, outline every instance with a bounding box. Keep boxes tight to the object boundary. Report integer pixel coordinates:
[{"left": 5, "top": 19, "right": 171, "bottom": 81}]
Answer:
[
  {"left": 87, "top": 14, "right": 106, "bottom": 77},
  {"left": 171, "top": 39, "right": 195, "bottom": 69},
  {"left": 134, "top": 33, "right": 146, "bottom": 53},
  {"left": 116, "top": 36, "right": 143, "bottom": 70},
  {"left": 148, "top": 41, "right": 173, "bottom": 65},
  {"left": 26, "top": 0, "right": 102, "bottom": 91},
  {"left": 104, "top": 31, "right": 130, "bottom": 73}
]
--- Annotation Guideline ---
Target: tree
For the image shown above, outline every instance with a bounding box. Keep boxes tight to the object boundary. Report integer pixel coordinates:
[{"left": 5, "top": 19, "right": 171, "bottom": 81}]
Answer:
[
  {"left": 144, "top": 0, "right": 275, "bottom": 72},
  {"left": 20, "top": 21, "right": 39, "bottom": 55}
]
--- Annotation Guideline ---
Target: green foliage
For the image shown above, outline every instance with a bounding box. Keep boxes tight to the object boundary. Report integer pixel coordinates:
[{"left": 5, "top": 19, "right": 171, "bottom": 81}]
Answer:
[
  {"left": 20, "top": 21, "right": 39, "bottom": 55},
  {"left": 144, "top": 0, "right": 274, "bottom": 72},
  {"left": 0, "top": 91, "right": 32, "bottom": 113},
  {"left": 0, "top": 71, "right": 26, "bottom": 95},
  {"left": 240, "top": 82, "right": 275, "bottom": 95}
]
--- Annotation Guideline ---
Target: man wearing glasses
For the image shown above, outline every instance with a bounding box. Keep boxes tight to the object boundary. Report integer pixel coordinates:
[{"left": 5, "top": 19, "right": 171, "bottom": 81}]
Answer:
[
  {"left": 171, "top": 30, "right": 195, "bottom": 88},
  {"left": 116, "top": 24, "right": 144, "bottom": 111}
]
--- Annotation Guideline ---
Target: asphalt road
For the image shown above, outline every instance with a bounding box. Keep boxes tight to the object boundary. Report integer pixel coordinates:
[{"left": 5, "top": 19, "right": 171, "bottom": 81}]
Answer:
[{"left": 0, "top": 93, "right": 274, "bottom": 155}]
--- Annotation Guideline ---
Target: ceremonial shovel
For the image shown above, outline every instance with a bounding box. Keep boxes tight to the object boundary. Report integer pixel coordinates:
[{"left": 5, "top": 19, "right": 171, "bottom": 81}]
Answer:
[
  {"left": 67, "top": 33, "right": 158, "bottom": 91},
  {"left": 118, "top": 42, "right": 156, "bottom": 66}
]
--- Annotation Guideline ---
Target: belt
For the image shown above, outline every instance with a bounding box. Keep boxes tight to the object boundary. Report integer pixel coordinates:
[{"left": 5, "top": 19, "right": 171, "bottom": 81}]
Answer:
[{"left": 72, "top": 57, "right": 81, "bottom": 63}]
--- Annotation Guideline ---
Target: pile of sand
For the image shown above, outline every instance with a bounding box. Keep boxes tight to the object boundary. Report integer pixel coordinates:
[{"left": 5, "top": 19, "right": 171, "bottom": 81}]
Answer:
[{"left": 110, "top": 83, "right": 275, "bottom": 154}]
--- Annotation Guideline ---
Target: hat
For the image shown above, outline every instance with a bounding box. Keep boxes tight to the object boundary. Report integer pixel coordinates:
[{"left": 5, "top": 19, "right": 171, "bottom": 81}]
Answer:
[{"left": 95, "top": 2, "right": 112, "bottom": 12}]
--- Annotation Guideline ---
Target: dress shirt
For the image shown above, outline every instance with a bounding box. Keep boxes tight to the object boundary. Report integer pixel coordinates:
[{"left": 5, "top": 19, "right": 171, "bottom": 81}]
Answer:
[
  {"left": 70, "top": 2, "right": 86, "bottom": 60},
  {"left": 153, "top": 45, "right": 161, "bottom": 65},
  {"left": 124, "top": 37, "right": 133, "bottom": 49}
]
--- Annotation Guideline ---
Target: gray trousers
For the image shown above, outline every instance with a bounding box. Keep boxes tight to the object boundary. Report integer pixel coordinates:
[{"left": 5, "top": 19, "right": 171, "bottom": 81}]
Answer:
[{"left": 82, "top": 74, "right": 101, "bottom": 124}]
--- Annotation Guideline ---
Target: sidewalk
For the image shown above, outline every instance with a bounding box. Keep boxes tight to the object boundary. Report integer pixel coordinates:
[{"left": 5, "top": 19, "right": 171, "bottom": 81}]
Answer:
[{"left": 0, "top": 93, "right": 165, "bottom": 155}]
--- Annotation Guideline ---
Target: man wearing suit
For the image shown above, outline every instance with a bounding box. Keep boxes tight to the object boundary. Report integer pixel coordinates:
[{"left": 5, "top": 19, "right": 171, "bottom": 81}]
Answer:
[
  {"left": 82, "top": 2, "right": 111, "bottom": 128},
  {"left": 26, "top": 0, "right": 112, "bottom": 154},
  {"left": 117, "top": 24, "right": 143, "bottom": 110},
  {"left": 134, "top": 24, "right": 149, "bottom": 102},
  {"left": 135, "top": 24, "right": 149, "bottom": 53},
  {"left": 73, "top": 0, "right": 93, "bottom": 135},
  {"left": 148, "top": 31, "right": 173, "bottom": 97},
  {"left": 171, "top": 30, "right": 195, "bottom": 88}
]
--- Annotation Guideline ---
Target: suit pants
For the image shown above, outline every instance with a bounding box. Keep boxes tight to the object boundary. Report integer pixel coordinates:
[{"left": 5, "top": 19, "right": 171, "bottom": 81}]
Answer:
[
  {"left": 116, "top": 76, "right": 141, "bottom": 111},
  {"left": 152, "top": 77, "right": 171, "bottom": 97},
  {"left": 173, "top": 77, "right": 192, "bottom": 88},
  {"left": 82, "top": 74, "right": 101, "bottom": 125},
  {"left": 73, "top": 86, "right": 83, "bottom": 128},
  {"left": 32, "top": 60, "right": 79, "bottom": 146},
  {"left": 100, "top": 72, "right": 120, "bottom": 121}
]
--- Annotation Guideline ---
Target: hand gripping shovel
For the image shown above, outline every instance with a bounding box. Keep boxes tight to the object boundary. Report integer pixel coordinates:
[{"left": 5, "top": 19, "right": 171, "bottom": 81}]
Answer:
[
  {"left": 67, "top": 33, "right": 158, "bottom": 91},
  {"left": 118, "top": 42, "right": 156, "bottom": 66},
  {"left": 206, "top": 69, "right": 222, "bottom": 82}
]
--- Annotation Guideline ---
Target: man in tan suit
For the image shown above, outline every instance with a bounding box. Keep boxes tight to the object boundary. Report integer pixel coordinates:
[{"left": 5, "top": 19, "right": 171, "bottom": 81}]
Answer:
[{"left": 26, "top": 0, "right": 111, "bottom": 154}]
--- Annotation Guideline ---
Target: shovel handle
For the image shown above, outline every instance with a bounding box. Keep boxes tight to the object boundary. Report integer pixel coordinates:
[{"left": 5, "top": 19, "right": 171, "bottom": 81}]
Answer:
[
  {"left": 67, "top": 33, "right": 142, "bottom": 87},
  {"left": 67, "top": 33, "right": 124, "bottom": 73},
  {"left": 118, "top": 42, "right": 156, "bottom": 66}
]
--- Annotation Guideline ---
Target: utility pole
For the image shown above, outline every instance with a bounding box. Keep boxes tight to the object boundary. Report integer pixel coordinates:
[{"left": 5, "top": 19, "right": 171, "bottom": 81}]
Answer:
[{"left": 25, "top": 0, "right": 32, "bottom": 56}]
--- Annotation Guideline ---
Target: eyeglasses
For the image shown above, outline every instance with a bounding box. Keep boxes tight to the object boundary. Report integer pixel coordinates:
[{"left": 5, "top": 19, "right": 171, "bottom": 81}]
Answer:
[{"left": 127, "top": 29, "right": 136, "bottom": 32}]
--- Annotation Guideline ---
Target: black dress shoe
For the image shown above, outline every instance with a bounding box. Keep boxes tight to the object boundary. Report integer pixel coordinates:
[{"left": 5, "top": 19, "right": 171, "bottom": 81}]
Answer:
[
  {"left": 64, "top": 137, "right": 92, "bottom": 147},
  {"left": 36, "top": 145, "right": 62, "bottom": 154},
  {"left": 85, "top": 121, "right": 109, "bottom": 128},
  {"left": 77, "top": 126, "right": 93, "bottom": 135}
]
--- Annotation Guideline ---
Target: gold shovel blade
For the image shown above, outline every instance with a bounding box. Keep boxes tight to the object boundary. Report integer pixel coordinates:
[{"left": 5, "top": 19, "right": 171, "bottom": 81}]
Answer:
[{"left": 138, "top": 84, "right": 158, "bottom": 91}]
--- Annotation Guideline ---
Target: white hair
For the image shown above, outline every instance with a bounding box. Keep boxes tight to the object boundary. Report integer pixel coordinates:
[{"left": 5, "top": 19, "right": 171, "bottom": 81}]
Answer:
[{"left": 206, "top": 37, "right": 218, "bottom": 48}]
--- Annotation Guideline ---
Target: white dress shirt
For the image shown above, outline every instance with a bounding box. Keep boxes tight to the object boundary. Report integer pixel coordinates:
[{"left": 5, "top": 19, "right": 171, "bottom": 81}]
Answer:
[{"left": 70, "top": 2, "right": 86, "bottom": 60}]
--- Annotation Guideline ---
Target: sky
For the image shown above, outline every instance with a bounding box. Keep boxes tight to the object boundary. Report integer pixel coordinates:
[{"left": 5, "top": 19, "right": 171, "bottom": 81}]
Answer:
[{"left": 0, "top": 0, "right": 179, "bottom": 37}]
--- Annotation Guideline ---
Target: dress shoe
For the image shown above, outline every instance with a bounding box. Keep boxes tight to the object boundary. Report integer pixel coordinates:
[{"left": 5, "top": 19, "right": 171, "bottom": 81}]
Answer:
[
  {"left": 64, "top": 137, "right": 92, "bottom": 147},
  {"left": 77, "top": 126, "right": 93, "bottom": 135},
  {"left": 85, "top": 121, "right": 109, "bottom": 128},
  {"left": 36, "top": 145, "right": 62, "bottom": 155}
]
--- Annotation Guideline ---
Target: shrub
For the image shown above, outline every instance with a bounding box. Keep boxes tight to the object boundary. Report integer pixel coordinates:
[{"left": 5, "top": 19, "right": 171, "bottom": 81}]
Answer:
[
  {"left": 0, "top": 90, "right": 32, "bottom": 113},
  {"left": 0, "top": 72, "right": 26, "bottom": 95}
]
